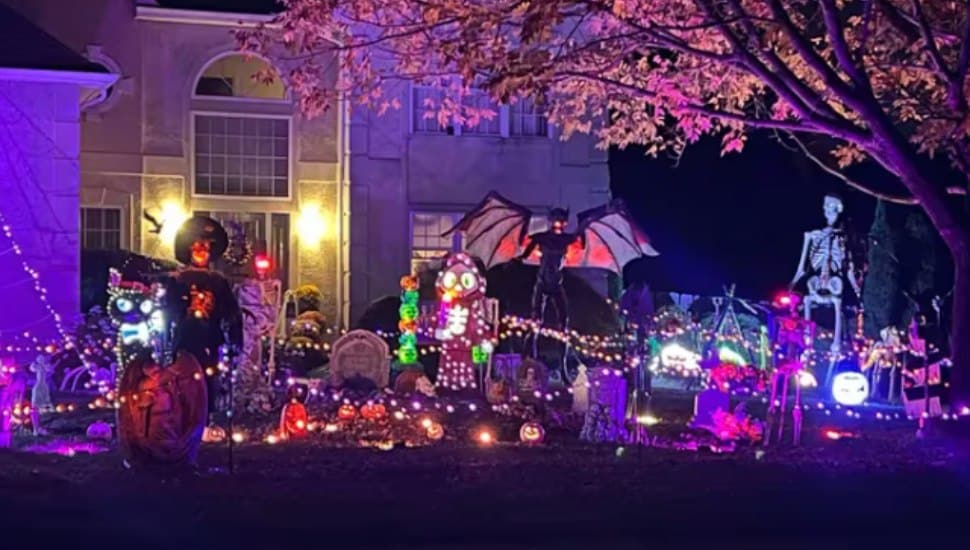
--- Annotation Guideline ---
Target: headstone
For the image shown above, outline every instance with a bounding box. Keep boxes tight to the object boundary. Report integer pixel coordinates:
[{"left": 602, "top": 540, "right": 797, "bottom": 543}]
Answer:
[
  {"left": 580, "top": 367, "right": 627, "bottom": 443},
  {"left": 691, "top": 388, "right": 730, "bottom": 432},
  {"left": 516, "top": 358, "right": 549, "bottom": 400},
  {"left": 329, "top": 330, "right": 390, "bottom": 388}
]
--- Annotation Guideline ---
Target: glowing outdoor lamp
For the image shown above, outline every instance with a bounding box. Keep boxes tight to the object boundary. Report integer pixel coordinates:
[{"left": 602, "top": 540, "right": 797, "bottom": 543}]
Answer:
[
  {"left": 297, "top": 203, "right": 327, "bottom": 247},
  {"left": 158, "top": 200, "right": 188, "bottom": 243}
]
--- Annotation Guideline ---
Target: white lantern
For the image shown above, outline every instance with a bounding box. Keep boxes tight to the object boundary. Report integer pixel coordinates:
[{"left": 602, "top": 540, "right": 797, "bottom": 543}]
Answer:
[{"left": 832, "top": 372, "right": 868, "bottom": 406}]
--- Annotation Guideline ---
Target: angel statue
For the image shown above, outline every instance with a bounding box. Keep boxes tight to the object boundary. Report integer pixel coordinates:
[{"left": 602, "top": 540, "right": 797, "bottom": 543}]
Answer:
[
  {"left": 790, "top": 193, "right": 862, "bottom": 353},
  {"left": 443, "top": 192, "right": 659, "bottom": 335}
]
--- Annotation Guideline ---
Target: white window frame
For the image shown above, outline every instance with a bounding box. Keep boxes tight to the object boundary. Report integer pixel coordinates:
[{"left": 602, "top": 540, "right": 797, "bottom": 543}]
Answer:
[
  {"left": 190, "top": 111, "right": 294, "bottom": 201},
  {"left": 80, "top": 206, "right": 126, "bottom": 250},
  {"left": 409, "top": 211, "right": 464, "bottom": 272},
  {"left": 191, "top": 51, "right": 291, "bottom": 104},
  {"left": 409, "top": 84, "right": 547, "bottom": 138}
]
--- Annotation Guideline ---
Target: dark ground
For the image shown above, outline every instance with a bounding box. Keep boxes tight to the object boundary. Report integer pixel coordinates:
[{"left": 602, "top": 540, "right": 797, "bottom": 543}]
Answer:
[{"left": 3, "top": 403, "right": 970, "bottom": 549}]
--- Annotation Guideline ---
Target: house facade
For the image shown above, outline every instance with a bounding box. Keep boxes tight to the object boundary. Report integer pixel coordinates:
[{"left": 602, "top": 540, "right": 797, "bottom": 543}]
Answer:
[{"left": 1, "top": 0, "right": 609, "bottom": 327}]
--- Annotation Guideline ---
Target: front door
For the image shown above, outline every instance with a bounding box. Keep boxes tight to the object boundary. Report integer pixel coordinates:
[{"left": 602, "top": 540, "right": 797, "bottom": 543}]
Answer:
[{"left": 196, "top": 211, "right": 290, "bottom": 288}]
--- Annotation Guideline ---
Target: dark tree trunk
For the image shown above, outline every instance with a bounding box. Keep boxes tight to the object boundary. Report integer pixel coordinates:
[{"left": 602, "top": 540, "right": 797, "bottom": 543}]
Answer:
[{"left": 948, "top": 241, "right": 970, "bottom": 411}]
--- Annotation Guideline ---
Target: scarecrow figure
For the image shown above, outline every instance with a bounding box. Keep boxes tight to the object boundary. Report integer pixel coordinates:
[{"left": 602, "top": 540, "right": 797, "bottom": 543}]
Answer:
[{"left": 169, "top": 216, "right": 242, "bottom": 420}]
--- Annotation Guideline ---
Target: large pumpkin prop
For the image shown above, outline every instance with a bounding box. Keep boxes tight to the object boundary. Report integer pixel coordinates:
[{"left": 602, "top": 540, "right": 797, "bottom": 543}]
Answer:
[
  {"left": 116, "top": 352, "right": 208, "bottom": 469},
  {"left": 280, "top": 401, "right": 308, "bottom": 438}
]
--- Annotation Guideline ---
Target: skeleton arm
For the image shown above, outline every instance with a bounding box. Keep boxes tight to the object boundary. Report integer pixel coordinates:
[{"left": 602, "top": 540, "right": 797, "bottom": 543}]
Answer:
[{"left": 791, "top": 232, "right": 811, "bottom": 287}]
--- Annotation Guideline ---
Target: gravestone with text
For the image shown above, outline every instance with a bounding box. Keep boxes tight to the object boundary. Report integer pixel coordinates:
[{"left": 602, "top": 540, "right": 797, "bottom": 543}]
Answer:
[{"left": 329, "top": 330, "right": 390, "bottom": 388}]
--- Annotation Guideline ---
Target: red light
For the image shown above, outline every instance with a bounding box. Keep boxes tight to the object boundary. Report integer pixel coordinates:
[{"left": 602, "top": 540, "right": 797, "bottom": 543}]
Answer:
[{"left": 254, "top": 255, "right": 272, "bottom": 277}]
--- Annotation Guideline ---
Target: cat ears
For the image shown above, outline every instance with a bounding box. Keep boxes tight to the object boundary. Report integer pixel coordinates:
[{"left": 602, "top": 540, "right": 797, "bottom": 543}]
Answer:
[{"left": 108, "top": 268, "right": 122, "bottom": 289}]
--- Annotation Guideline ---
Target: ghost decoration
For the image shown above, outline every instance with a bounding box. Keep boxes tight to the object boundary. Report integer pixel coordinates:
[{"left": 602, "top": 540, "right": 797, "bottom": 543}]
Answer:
[{"left": 832, "top": 372, "right": 869, "bottom": 406}]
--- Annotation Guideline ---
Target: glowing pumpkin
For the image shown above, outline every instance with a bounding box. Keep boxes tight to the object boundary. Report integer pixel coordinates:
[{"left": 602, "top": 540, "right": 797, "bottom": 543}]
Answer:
[
  {"left": 519, "top": 421, "right": 545, "bottom": 445},
  {"left": 396, "top": 347, "right": 418, "bottom": 364},
  {"left": 203, "top": 425, "right": 227, "bottom": 443},
  {"left": 375, "top": 440, "right": 395, "bottom": 451},
  {"left": 426, "top": 421, "right": 445, "bottom": 441},
  {"left": 281, "top": 401, "right": 308, "bottom": 438},
  {"left": 400, "top": 275, "right": 419, "bottom": 292},
  {"left": 337, "top": 404, "right": 357, "bottom": 421},
  {"left": 360, "top": 402, "right": 387, "bottom": 420}
]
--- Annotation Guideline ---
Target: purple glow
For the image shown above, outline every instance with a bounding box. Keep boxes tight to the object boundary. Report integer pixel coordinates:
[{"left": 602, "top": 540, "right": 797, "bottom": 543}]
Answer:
[{"left": 23, "top": 439, "right": 109, "bottom": 457}]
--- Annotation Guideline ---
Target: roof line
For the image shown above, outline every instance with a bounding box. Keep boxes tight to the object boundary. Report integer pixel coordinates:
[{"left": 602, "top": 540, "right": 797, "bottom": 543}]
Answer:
[
  {"left": 135, "top": 6, "right": 278, "bottom": 28},
  {"left": 0, "top": 67, "right": 117, "bottom": 89}
]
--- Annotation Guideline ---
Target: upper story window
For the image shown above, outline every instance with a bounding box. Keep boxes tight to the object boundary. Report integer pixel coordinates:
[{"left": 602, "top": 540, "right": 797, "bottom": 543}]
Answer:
[
  {"left": 192, "top": 53, "right": 291, "bottom": 199},
  {"left": 194, "top": 114, "right": 290, "bottom": 198},
  {"left": 194, "top": 54, "right": 286, "bottom": 101},
  {"left": 411, "top": 85, "right": 548, "bottom": 138}
]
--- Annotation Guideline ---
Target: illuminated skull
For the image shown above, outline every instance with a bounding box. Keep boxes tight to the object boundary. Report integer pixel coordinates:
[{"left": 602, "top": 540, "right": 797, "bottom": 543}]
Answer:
[{"left": 436, "top": 253, "right": 485, "bottom": 303}]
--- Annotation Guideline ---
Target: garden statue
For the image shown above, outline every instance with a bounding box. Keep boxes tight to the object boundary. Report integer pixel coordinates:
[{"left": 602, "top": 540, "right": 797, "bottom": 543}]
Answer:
[
  {"left": 444, "top": 192, "right": 658, "bottom": 351},
  {"left": 168, "top": 216, "right": 242, "bottom": 423},
  {"left": 790, "top": 194, "right": 861, "bottom": 352},
  {"left": 433, "top": 253, "right": 492, "bottom": 392},
  {"left": 29, "top": 354, "right": 54, "bottom": 412}
]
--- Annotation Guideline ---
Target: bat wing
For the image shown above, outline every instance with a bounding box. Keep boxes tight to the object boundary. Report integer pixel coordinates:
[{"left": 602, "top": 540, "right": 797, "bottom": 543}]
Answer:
[
  {"left": 443, "top": 192, "right": 532, "bottom": 269},
  {"left": 564, "top": 199, "right": 659, "bottom": 273}
]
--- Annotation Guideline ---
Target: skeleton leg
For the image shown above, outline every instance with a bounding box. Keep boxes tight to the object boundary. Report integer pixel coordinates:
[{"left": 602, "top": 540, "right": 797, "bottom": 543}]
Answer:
[
  {"left": 831, "top": 297, "right": 842, "bottom": 353},
  {"left": 792, "top": 376, "right": 803, "bottom": 445}
]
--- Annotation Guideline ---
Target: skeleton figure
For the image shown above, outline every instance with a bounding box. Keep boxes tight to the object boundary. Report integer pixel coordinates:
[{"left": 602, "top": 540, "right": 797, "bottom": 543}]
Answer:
[{"left": 791, "top": 194, "right": 860, "bottom": 352}]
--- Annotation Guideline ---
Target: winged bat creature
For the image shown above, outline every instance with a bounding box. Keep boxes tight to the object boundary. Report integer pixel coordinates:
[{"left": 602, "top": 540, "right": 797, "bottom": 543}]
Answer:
[{"left": 443, "top": 192, "right": 659, "bottom": 332}]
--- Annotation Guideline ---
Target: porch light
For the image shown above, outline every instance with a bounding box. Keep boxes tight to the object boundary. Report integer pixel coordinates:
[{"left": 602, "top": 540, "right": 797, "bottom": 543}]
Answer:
[{"left": 297, "top": 203, "right": 328, "bottom": 246}]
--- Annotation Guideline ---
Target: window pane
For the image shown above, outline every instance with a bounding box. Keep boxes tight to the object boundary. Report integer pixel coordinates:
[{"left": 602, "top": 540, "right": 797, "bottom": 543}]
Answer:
[
  {"left": 195, "top": 55, "right": 285, "bottom": 100},
  {"left": 81, "top": 207, "right": 122, "bottom": 251},
  {"left": 194, "top": 115, "right": 290, "bottom": 197}
]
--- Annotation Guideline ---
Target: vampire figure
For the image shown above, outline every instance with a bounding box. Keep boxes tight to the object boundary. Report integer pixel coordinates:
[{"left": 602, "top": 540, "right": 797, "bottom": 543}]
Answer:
[{"left": 516, "top": 208, "right": 575, "bottom": 330}]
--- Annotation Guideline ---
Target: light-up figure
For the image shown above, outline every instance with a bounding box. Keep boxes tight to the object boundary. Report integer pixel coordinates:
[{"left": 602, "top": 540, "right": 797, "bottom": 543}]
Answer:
[
  {"left": 107, "top": 268, "right": 165, "bottom": 389},
  {"left": 790, "top": 194, "right": 861, "bottom": 352},
  {"left": 434, "top": 253, "right": 491, "bottom": 392}
]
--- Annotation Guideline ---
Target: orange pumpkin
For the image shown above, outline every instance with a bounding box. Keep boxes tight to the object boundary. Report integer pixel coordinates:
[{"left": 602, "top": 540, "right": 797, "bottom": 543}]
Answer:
[
  {"left": 398, "top": 319, "right": 418, "bottom": 333},
  {"left": 337, "top": 404, "right": 357, "bottom": 421},
  {"left": 426, "top": 421, "right": 445, "bottom": 441},
  {"left": 360, "top": 402, "right": 387, "bottom": 421},
  {"left": 519, "top": 421, "right": 545, "bottom": 445},
  {"left": 400, "top": 275, "right": 419, "bottom": 291},
  {"left": 281, "top": 401, "right": 308, "bottom": 438}
]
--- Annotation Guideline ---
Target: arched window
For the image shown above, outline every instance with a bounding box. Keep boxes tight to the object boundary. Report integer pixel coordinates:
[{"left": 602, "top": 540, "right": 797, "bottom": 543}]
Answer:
[{"left": 193, "top": 53, "right": 285, "bottom": 100}]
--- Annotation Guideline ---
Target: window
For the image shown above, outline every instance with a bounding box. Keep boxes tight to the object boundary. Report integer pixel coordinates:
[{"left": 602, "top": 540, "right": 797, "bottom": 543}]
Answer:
[
  {"left": 410, "top": 84, "right": 547, "bottom": 137},
  {"left": 81, "top": 208, "right": 122, "bottom": 250},
  {"left": 194, "top": 114, "right": 290, "bottom": 198},
  {"left": 194, "top": 54, "right": 285, "bottom": 100},
  {"left": 461, "top": 90, "right": 501, "bottom": 136},
  {"left": 411, "top": 212, "right": 462, "bottom": 273},
  {"left": 412, "top": 86, "right": 448, "bottom": 134},
  {"left": 510, "top": 98, "right": 548, "bottom": 137}
]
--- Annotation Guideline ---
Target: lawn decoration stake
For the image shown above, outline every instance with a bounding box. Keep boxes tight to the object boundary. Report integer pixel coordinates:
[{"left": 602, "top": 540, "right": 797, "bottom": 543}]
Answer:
[{"left": 444, "top": 192, "right": 658, "bottom": 355}]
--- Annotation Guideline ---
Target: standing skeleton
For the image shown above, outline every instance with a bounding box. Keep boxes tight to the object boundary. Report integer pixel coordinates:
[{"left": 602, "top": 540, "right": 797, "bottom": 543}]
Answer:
[{"left": 791, "top": 195, "right": 861, "bottom": 353}]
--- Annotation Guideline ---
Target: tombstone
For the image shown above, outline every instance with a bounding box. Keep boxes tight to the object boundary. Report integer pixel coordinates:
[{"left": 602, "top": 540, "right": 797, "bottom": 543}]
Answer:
[
  {"left": 691, "top": 388, "right": 731, "bottom": 432},
  {"left": 580, "top": 367, "right": 627, "bottom": 443},
  {"left": 516, "top": 358, "right": 549, "bottom": 401},
  {"left": 329, "top": 330, "right": 390, "bottom": 389}
]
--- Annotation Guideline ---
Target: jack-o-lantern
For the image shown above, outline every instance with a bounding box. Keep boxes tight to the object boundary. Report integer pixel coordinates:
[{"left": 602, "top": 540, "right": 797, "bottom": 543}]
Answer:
[
  {"left": 832, "top": 372, "right": 869, "bottom": 406},
  {"left": 426, "top": 421, "right": 445, "bottom": 441},
  {"left": 337, "top": 404, "right": 357, "bottom": 421},
  {"left": 519, "top": 421, "right": 545, "bottom": 445},
  {"left": 203, "top": 425, "right": 226, "bottom": 443},
  {"left": 375, "top": 440, "right": 395, "bottom": 451},
  {"left": 281, "top": 401, "right": 308, "bottom": 438},
  {"left": 360, "top": 402, "right": 387, "bottom": 421},
  {"left": 400, "top": 275, "right": 419, "bottom": 292}
]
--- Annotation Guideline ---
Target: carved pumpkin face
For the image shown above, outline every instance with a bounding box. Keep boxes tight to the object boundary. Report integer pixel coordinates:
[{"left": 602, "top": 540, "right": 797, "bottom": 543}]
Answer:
[
  {"left": 426, "top": 421, "right": 444, "bottom": 441},
  {"left": 337, "top": 404, "right": 358, "bottom": 421},
  {"left": 282, "top": 402, "right": 308, "bottom": 437},
  {"left": 360, "top": 402, "right": 386, "bottom": 421},
  {"left": 203, "top": 425, "right": 227, "bottom": 443},
  {"left": 832, "top": 372, "right": 869, "bottom": 406},
  {"left": 375, "top": 440, "right": 395, "bottom": 451},
  {"left": 519, "top": 421, "right": 545, "bottom": 445},
  {"left": 400, "top": 275, "right": 419, "bottom": 292}
]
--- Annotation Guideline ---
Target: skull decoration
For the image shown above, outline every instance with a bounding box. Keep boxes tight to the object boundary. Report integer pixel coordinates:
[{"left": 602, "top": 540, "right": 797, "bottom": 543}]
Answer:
[
  {"left": 434, "top": 253, "right": 491, "bottom": 392},
  {"left": 107, "top": 269, "right": 162, "bottom": 349},
  {"left": 435, "top": 253, "right": 486, "bottom": 305}
]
